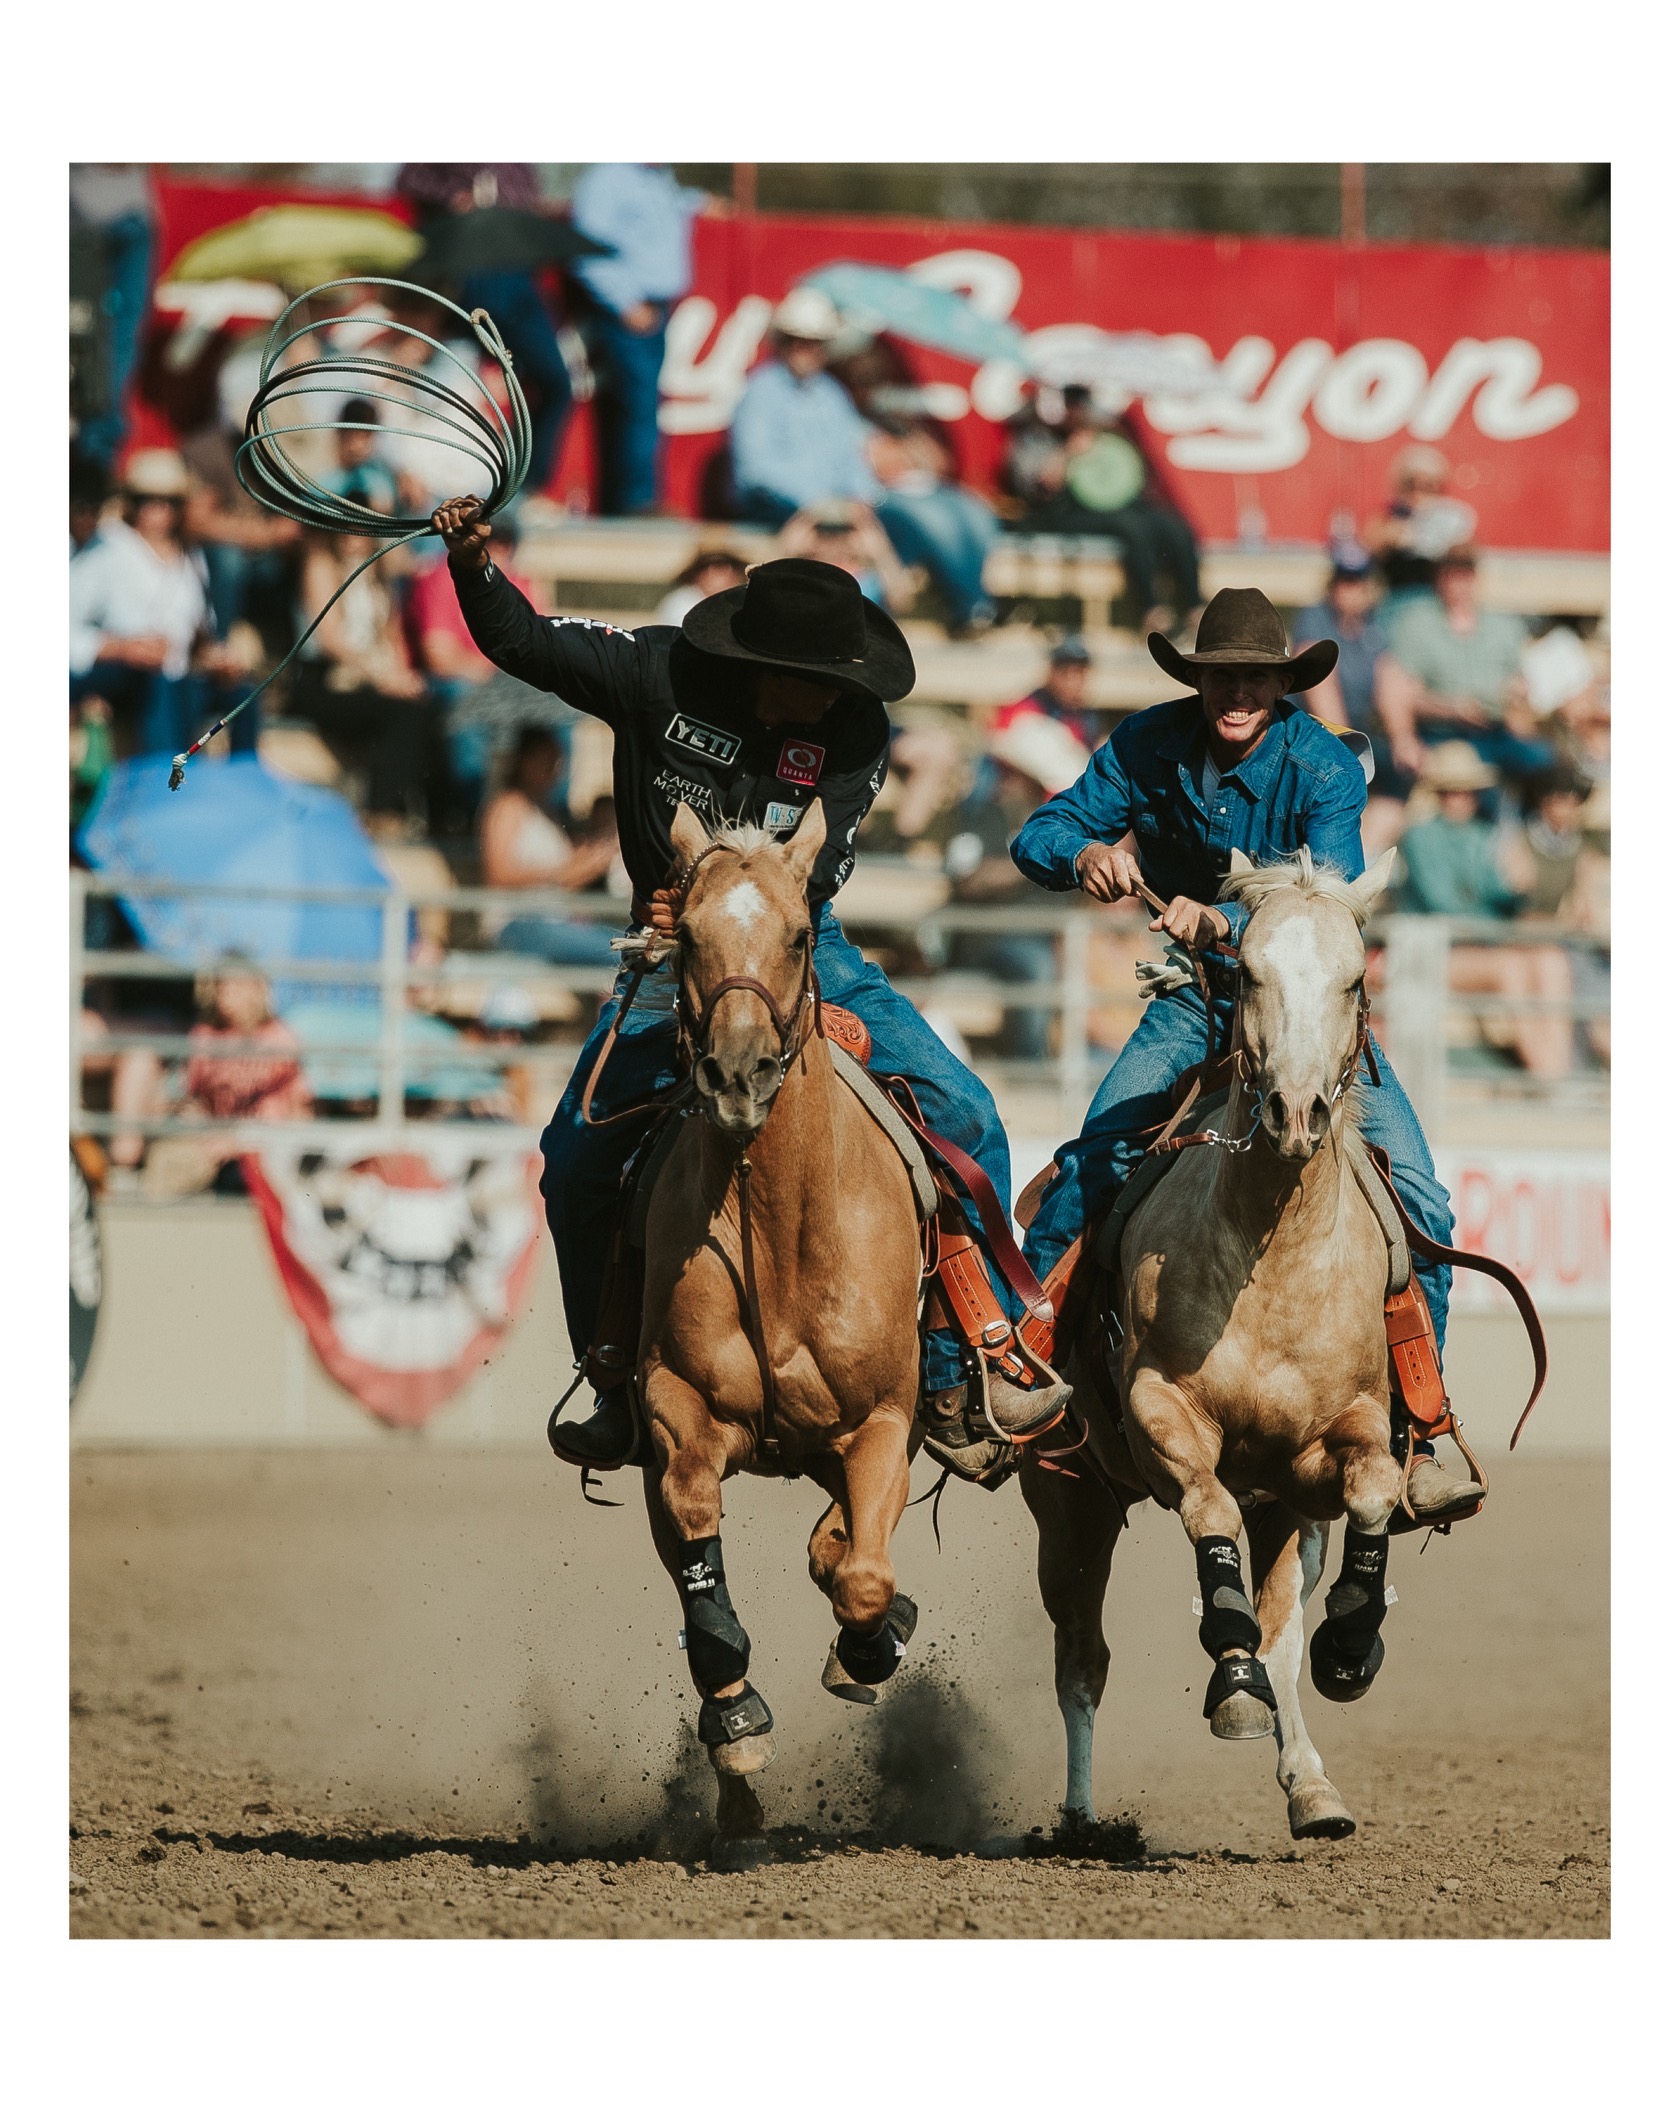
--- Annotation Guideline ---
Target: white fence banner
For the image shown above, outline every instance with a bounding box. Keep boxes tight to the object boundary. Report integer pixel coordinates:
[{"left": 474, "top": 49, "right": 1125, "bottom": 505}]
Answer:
[{"left": 1434, "top": 1148, "right": 1610, "bottom": 1314}]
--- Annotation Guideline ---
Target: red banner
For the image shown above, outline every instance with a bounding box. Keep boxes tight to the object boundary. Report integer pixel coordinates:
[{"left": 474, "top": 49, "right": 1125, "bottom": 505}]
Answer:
[{"left": 145, "top": 180, "right": 1608, "bottom": 553}]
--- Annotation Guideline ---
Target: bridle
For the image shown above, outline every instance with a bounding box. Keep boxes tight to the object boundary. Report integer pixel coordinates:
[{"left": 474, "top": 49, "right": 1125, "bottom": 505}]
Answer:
[
  {"left": 577, "top": 840, "right": 818, "bottom": 1129},
  {"left": 1141, "top": 877, "right": 1379, "bottom": 1161},
  {"left": 667, "top": 849, "right": 819, "bottom": 1092}
]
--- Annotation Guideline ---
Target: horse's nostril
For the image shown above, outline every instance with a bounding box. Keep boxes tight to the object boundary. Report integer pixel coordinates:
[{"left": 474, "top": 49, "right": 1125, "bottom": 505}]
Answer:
[
  {"left": 1309, "top": 1094, "right": 1331, "bottom": 1133},
  {"left": 1265, "top": 1091, "right": 1287, "bottom": 1127},
  {"left": 696, "top": 1055, "right": 727, "bottom": 1095}
]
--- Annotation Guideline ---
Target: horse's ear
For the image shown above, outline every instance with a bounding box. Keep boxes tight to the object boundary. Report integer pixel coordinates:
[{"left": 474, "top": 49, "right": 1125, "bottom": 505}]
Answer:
[
  {"left": 668, "top": 800, "right": 710, "bottom": 865},
  {"left": 1347, "top": 846, "right": 1398, "bottom": 916},
  {"left": 782, "top": 798, "right": 828, "bottom": 885},
  {"left": 1228, "top": 848, "right": 1256, "bottom": 877}
]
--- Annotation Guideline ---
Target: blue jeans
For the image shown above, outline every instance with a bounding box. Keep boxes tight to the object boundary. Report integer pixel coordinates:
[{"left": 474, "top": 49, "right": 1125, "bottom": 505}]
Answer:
[
  {"left": 875, "top": 486, "right": 998, "bottom": 629},
  {"left": 583, "top": 303, "right": 668, "bottom": 515},
  {"left": 950, "top": 931, "right": 1057, "bottom": 1061},
  {"left": 71, "top": 667, "right": 257, "bottom": 758},
  {"left": 540, "top": 902, "right": 1016, "bottom": 1392},
  {"left": 460, "top": 270, "right": 573, "bottom": 489},
  {"left": 78, "top": 212, "right": 154, "bottom": 468},
  {"left": 1418, "top": 718, "right": 1555, "bottom": 785},
  {"left": 496, "top": 916, "right": 622, "bottom": 969},
  {"left": 1021, "top": 981, "right": 1455, "bottom": 1352}
]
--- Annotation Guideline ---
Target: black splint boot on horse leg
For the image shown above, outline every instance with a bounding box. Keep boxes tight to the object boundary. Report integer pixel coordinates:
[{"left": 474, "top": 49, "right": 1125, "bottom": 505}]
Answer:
[
  {"left": 1310, "top": 1525, "right": 1391, "bottom": 1701},
  {"left": 1196, "top": 1535, "right": 1278, "bottom": 1739},
  {"left": 676, "top": 1536, "right": 776, "bottom": 1776}
]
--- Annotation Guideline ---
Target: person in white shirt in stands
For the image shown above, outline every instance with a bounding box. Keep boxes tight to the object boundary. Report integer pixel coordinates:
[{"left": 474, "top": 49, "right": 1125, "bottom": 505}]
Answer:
[
  {"left": 730, "top": 290, "right": 999, "bottom": 634},
  {"left": 68, "top": 448, "right": 254, "bottom": 759},
  {"left": 478, "top": 725, "right": 623, "bottom": 968}
]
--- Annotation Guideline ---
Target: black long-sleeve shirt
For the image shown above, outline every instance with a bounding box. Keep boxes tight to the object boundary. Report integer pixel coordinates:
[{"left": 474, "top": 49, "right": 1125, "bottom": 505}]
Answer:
[{"left": 451, "top": 560, "right": 890, "bottom": 905}]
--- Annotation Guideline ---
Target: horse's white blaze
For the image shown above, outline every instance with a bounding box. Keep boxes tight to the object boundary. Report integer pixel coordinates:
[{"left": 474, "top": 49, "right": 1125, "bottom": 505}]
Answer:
[
  {"left": 722, "top": 881, "right": 767, "bottom": 927},
  {"left": 1254, "top": 911, "right": 1342, "bottom": 1094}
]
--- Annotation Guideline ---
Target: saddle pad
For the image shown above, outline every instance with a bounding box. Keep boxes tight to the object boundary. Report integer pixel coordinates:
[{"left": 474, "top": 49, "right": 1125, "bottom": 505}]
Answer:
[
  {"left": 1348, "top": 1137, "right": 1412, "bottom": 1297},
  {"left": 1093, "top": 1091, "right": 1231, "bottom": 1272},
  {"left": 828, "top": 1046, "right": 940, "bottom": 1222},
  {"left": 623, "top": 1110, "right": 691, "bottom": 1251}
]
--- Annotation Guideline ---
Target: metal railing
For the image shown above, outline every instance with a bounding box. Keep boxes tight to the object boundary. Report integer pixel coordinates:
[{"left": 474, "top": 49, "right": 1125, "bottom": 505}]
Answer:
[{"left": 71, "top": 870, "right": 1608, "bottom": 1172}]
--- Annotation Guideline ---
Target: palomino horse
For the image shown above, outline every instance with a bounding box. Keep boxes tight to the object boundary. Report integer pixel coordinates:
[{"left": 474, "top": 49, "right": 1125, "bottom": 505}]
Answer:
[
  {"left": 634, "top": 801, "right": 925, "bottom": 1840},
  {"left": 1023, "top": 846, "right": 1404, "bottom": 1842}
]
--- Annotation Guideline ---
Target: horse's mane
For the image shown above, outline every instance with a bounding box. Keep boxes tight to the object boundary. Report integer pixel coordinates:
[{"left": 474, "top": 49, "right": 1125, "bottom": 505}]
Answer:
[
  {"left": 1217, "top": 847, "right": 1376, "bottom": 928},
  {"left": 706, "top": 819, "right": 781, "bottom": 858}
]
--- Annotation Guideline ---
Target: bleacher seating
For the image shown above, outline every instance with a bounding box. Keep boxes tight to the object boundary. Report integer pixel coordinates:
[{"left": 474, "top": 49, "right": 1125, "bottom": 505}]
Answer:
[{"left": 512, "top": 516, "right": 1610, "bottom": 719}]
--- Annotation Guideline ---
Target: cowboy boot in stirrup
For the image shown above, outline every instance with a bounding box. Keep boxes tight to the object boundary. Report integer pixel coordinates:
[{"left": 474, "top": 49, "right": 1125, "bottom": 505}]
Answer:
[
  {"left": 1397, "top": 1448, "right": 1487, "bottom": 1528},
  {"left": 549, "top": 1383, "right": 642, "bottom": 1470},
  {"left": 922, "top": 1367, "right": 1073, "bottom": 1484}
]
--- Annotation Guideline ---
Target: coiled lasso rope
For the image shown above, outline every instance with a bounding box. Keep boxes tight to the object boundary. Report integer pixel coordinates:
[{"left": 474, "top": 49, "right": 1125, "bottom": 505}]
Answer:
[{"left": 168, "top": 275, "right": 532, "bottom": 789}]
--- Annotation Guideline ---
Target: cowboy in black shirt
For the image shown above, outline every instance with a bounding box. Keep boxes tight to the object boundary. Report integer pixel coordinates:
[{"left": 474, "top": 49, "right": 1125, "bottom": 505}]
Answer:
[{"left": 435, "top": 498, "right": 1069, "bottom": 1474}]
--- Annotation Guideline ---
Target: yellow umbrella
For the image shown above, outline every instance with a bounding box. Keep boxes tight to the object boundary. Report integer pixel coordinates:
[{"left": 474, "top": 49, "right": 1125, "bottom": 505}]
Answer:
[{"left": 168, "top": 204, "right": 422, "bottom": 295}]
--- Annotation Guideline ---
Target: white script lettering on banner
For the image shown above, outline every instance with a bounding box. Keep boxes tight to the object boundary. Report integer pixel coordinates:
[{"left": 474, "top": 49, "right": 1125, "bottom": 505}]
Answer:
[
  {"left": 1433, "top": 1148, "right": 1609, "bottom": 1314},
  {"left": 651, "top": 248, "right": 1582, "bottom": 474}
]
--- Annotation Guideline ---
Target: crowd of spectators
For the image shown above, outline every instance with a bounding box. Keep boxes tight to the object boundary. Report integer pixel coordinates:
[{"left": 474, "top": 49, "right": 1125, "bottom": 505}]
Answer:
[{"left": 69, "top": 167, "right": 1611, "bottom": 1168}]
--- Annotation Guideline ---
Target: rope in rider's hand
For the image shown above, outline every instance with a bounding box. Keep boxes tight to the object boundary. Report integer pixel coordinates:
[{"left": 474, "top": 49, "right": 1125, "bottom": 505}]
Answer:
[{"left": 168, "top": 275, "right": 532, "bottom": 790}]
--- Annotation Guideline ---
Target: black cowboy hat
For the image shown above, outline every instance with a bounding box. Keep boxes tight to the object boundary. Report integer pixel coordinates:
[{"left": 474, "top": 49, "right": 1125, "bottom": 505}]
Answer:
[
  {"left": 682, "top": 557, "right": 916, "bottom": 705},
  {"left": 1148, "top": 587, "right": 1338, "bottom": 694}
]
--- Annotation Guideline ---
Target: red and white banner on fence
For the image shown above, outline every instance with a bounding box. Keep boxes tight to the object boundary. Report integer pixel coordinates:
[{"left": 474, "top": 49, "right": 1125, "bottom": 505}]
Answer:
[
  {"left": 243, "top": 1140, "right": 546, "bottom": 1427},
  {"left": 144, "top": 179, "right": 1609, "bottom": 554},
  {"left": 1433, "top": 1148, "right": 1609, "bottom": 1314}
]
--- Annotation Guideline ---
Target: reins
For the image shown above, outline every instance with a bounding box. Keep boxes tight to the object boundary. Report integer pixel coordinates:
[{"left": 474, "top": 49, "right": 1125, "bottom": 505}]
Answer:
[{"left": 582, "top": 836, "right": 825, "bottom": 1462}]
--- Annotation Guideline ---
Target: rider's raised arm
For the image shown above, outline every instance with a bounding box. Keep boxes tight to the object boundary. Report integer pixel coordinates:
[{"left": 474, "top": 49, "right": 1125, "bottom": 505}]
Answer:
[
  {"left": 447, "top": 556, "right": 638, "bottom": 729},
  {"left": 1008, "top": 729, "right": 1137, "bottom": 892}
]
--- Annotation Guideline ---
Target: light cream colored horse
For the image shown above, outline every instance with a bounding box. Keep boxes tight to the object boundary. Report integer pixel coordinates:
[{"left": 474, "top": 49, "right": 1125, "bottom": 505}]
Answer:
[
  {"left": 1023, "top": 847, "right": 1403, "bottom": 1841},
  {"left": 636, "top": 801, "right": 926, "bottom": 1843}
]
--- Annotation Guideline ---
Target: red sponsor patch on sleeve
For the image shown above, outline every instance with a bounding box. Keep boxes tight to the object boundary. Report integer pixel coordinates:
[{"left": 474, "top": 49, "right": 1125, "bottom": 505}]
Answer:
[{"left": 776, "top": 739, "right": 825, "bottom": 787}]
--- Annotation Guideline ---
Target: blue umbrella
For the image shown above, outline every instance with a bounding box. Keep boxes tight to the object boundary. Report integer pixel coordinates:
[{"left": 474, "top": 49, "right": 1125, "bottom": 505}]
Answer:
[
  {"left": 799, "top": 263, "right": 1025, "bottom": 366},
  {"left": 77, "top": 755, "right": 390, "bottom": 1010}
]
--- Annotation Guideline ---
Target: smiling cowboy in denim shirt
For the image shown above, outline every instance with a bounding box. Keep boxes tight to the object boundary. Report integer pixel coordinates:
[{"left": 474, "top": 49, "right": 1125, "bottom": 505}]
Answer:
[{"left": 1009, "top": 588, "right": 1480, "bottom": 1525}]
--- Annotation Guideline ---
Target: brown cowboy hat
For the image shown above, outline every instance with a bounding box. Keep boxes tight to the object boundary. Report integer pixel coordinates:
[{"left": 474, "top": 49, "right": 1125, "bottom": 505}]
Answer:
[
  {"left": 1148, "top": 587, "right": 1338, "bottom": 694},
  {"left": 683, "top": 556, "right": 915, "bottom": 705}
]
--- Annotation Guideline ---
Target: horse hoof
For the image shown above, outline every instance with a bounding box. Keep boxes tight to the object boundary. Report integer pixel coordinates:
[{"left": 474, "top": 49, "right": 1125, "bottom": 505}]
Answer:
[
  {"left": 1210, "top": 1691, "right": 1276, "bottom": 1741},
  {"left": 708, "top": 1729, "right": 776, "bottom": 1776},
  {"left": 1310, "top": 1626, "right": 1386, "bottom": 1704},
  {"left": 822, "top": 1639, "right": 879, "bottom": 1704},
  {"left": 707, "top": 1832, "right": 771, "bottom": 1872},
  {"left": 1289, "top": 1779, "right": 1357, "bottom": 1841}
]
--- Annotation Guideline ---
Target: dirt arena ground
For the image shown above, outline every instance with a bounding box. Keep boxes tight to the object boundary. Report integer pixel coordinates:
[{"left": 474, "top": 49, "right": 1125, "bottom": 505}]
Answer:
[{"left": 70, "top": 1447, "right": 1607, "bottom": 1938}]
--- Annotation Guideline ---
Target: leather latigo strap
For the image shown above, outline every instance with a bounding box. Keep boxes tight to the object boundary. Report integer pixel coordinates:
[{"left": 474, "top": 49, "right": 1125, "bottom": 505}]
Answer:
[
  {"left": 887, "top": 1091, "right": 1053, "bottom": 1326},
  {"left": 1366, "top": 1145, "right": 1549, "bottom": 1449}
]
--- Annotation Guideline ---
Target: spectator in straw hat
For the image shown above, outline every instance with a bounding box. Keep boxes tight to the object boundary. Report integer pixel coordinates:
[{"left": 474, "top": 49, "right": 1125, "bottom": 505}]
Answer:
[
  {"left": 1396, "top": 741, "right": 1576, "bottom": 1078},
  {"left": 69, "top": 448, "right": 257, "bottom": 760}
]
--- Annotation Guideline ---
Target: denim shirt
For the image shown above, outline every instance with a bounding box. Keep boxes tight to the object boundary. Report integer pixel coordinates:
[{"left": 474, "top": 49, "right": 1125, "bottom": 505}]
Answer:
[{"left": 1010, "top": 695, "right": 1368, "bottom": 944}]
